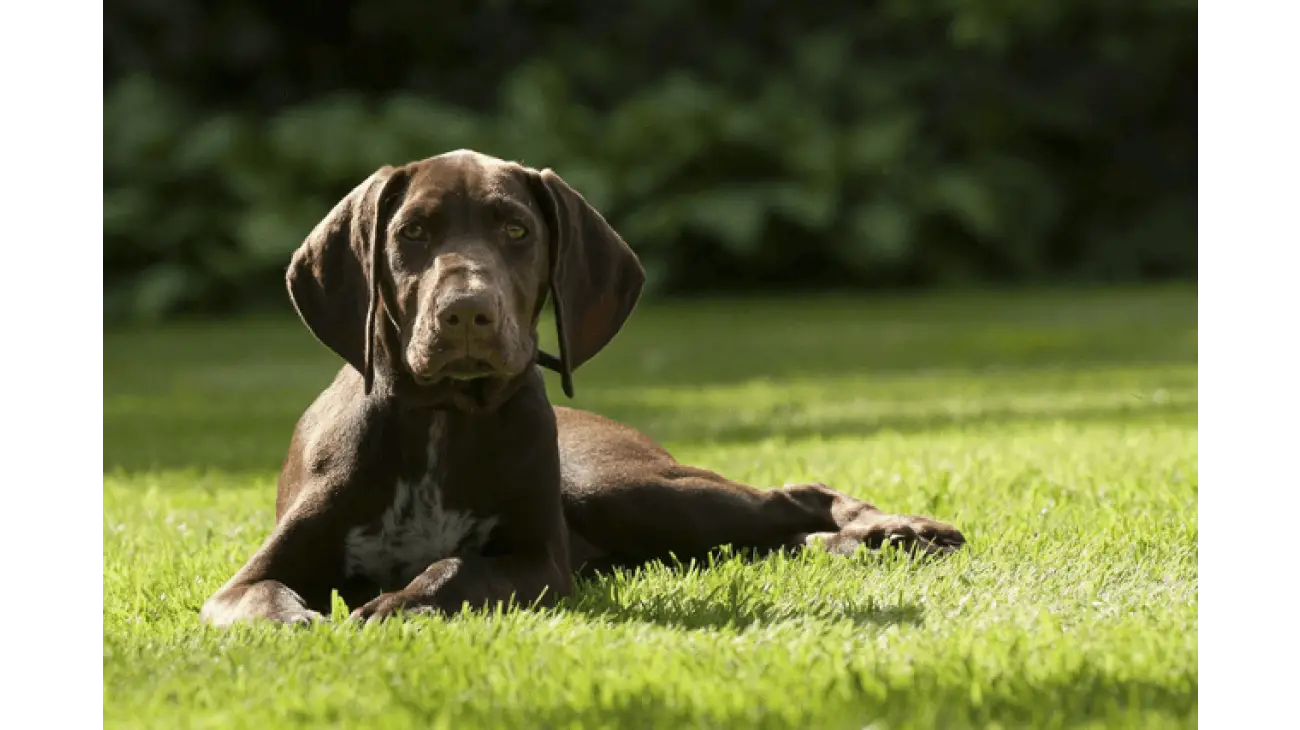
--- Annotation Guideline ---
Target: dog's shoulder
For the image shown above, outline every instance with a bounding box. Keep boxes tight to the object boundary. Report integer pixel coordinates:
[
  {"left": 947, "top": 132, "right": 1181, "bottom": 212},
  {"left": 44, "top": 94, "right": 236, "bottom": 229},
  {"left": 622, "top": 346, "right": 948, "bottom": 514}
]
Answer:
[{"left": 276, "top": 365, "right": 398, "bottom": 517}]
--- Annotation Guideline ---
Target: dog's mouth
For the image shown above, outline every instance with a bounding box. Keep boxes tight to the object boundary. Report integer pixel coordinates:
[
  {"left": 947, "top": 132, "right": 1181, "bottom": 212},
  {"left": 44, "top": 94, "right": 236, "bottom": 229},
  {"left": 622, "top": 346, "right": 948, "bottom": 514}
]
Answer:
[
  {"left": 440, "top": 357, "right": 497, "bottom": 380},
  {"left": 396, "top": 347, "right": 539, "bottom": 412},
  {"left": 411, "top": 357, "right": 498, "bottom": 386}
]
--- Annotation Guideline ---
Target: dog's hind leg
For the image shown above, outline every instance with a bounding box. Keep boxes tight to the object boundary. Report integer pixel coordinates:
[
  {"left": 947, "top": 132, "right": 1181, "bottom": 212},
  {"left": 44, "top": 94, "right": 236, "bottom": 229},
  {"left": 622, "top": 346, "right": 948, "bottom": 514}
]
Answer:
[{"left": 554, "top": 407, "right": 965, "bottom": 574}]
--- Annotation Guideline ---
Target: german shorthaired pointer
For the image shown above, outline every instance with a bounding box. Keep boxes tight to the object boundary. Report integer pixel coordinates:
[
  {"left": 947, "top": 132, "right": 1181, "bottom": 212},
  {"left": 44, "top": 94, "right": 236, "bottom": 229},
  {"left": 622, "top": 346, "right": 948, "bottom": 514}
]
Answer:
[{"left": 200, "top": 150, "right": 966, "bottom": 627}]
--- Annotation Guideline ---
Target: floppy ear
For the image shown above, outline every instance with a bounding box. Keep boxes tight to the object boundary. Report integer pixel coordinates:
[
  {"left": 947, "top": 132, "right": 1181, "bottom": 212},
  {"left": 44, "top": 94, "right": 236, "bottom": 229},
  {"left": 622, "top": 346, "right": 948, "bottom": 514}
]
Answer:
[
  {"left": 527, "top": 168, "right": 645, "bottom": 398},
  {"left": 286, "top": 166, "right": 408, "bottom": 395}
]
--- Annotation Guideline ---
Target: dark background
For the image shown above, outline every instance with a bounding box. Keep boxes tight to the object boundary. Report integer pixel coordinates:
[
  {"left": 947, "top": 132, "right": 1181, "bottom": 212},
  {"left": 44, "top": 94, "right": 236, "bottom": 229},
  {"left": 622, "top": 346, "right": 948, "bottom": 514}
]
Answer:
[{"left": 104, "top": 0, "right": 1197, "bottom": 323}]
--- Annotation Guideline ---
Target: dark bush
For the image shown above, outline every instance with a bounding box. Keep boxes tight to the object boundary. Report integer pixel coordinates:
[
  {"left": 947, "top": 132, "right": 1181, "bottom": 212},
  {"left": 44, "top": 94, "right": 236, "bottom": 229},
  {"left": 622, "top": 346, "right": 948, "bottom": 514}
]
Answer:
[{"left": 104, "top": 0, "right": 1197, "bottom": 322}]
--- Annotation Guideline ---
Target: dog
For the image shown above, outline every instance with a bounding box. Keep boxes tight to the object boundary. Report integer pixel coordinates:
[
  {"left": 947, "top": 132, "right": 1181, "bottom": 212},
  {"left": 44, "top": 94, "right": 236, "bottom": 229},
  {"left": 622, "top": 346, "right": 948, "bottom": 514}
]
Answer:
[{"left": 199, "top": 150, "right": 966, "bottom": 627}]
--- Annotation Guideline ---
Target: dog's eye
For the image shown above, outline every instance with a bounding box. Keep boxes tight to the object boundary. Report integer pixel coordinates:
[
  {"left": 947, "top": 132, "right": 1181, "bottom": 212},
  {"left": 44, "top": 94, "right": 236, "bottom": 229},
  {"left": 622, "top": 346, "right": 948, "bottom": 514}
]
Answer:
[
  {"left": 504, "top": 223, "right": 529, "bottom": 240},
  {"left": 398, "top": 222, "right": 427, "bottom": 240}
]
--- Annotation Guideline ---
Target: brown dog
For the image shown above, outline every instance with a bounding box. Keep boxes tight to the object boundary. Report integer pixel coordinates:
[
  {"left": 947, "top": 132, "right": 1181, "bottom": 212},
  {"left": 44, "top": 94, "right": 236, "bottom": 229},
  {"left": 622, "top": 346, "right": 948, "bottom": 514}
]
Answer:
[{"left": 199, "top": 150, "right": 966, "bottom": 628}]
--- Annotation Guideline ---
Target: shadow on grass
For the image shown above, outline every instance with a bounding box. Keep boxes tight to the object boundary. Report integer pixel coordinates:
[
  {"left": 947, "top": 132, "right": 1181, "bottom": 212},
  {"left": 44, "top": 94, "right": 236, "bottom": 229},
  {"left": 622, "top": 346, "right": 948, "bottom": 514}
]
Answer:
[
  {"left": 105, "top": 288, "right": 1197, "bottom": 391},
  {"left": 562, "top": 592, "right": 924, "bottom": 632},
  {"left": 104, "top": 290, "right": 1197, "bottom": 476},
  {"left": 103, "top": 388, "right": 1196, "bottom": 476},
  {"left": 415, "top": 669, "right": 1196, "bottom": 729},
  {"left": 593, "top": 398, "right": 1198, "bottom": 449},
  {"left": 553, "top": 549, "right": 927, "bottom": 632}
]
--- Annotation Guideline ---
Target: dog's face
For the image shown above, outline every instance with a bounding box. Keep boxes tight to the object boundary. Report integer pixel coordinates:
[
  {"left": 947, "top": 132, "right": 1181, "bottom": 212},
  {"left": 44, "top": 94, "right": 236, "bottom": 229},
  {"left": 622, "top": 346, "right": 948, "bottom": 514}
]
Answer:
[
  {"left": 286, "top": 150, "right": 645, "bottom": 407},
  {"left": 383, "top": 154, "right": 550, "bottom": 385}
]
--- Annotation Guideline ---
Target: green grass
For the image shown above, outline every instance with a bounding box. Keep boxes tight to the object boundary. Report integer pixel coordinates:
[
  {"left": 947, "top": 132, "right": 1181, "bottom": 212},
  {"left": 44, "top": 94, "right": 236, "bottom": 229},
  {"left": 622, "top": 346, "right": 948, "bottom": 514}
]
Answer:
[{"left": 104, "top": 286, "right": 1198, "bottom": 729}]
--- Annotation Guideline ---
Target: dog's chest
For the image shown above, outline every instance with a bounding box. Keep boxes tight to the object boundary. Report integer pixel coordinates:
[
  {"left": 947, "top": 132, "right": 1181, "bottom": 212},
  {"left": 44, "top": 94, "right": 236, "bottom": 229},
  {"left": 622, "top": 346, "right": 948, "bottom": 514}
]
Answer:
[{"left": 342, "top": 417, "right": 497, "bottom": 587}]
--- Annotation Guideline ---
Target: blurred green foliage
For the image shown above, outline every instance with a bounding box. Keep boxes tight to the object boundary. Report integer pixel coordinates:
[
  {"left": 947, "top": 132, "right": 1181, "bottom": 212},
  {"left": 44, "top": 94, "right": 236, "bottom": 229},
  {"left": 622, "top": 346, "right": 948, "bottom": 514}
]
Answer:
[{"left": 104, "top": 0, "right": 1196, "bottom": 322}]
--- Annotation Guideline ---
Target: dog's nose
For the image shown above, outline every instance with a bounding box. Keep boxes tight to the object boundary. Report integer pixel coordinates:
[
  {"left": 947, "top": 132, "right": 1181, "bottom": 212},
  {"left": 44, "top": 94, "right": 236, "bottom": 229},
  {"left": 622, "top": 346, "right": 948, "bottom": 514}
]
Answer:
[{"left": 437, "top": 293, "right": 497, "bottom": 333}]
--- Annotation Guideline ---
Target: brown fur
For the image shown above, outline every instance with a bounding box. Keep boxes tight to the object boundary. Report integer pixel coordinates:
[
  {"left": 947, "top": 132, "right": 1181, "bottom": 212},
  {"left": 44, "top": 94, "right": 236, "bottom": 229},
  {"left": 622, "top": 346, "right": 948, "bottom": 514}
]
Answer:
[{"left": 199, "top": 150, "right": 966, "bottom": 628}]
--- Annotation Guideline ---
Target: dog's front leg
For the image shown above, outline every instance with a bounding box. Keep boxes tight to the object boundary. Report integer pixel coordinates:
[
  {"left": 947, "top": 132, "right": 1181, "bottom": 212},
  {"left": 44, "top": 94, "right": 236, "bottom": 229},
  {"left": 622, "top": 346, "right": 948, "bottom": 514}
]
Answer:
[
  {"left": 200, "top": 514, "right": 344, "bottom": 629},
  {"left": 350, "top": 542, "right": 572, "bottom": 624}
]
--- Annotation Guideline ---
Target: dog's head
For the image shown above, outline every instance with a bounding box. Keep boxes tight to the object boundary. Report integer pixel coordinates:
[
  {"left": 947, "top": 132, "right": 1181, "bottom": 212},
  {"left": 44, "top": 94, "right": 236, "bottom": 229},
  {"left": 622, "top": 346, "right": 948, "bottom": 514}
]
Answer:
[{"left": 286, "top": 150, "right": 644, "bottom": 408}]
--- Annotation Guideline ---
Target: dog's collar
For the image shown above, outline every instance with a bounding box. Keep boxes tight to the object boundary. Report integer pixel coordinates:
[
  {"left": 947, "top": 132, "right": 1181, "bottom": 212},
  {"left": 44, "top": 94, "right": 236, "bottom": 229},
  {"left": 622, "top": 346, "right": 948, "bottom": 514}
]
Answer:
[{"left": 536, "top": 350, "right": 564, "bottom": 374}]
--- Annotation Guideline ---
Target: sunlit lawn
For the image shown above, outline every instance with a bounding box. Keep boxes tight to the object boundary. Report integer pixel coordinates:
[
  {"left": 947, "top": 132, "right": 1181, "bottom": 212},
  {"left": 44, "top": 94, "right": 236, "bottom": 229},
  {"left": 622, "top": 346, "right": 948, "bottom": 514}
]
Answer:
[{"left": 104, "top": 286, "right": 1197, "bottom": 729}]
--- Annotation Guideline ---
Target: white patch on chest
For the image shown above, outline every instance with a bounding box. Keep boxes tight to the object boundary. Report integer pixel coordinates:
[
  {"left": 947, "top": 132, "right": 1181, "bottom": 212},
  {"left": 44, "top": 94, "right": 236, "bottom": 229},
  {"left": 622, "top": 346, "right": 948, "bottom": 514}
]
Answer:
[{"left": 343, "top": 415, "right": 497, "bottom": 587}]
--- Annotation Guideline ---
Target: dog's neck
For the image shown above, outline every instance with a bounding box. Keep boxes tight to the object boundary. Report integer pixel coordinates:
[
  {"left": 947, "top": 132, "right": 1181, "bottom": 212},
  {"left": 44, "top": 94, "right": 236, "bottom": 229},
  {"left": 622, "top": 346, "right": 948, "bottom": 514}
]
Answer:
[
  {"left": 390, "top": 406, "right": 445, "bottom": 480},
  {"left": 355, "top": 317, "right": 551, "bottom": 479},
  {"left": 383, "top": 367, "right": 542, "bottom": 481}
]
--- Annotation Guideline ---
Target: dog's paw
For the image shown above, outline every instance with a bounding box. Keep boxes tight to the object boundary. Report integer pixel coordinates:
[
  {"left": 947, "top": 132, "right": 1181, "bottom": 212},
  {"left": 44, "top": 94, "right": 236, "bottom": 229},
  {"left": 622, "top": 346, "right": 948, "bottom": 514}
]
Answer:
[
  {"left": 349, "top": 591, "right": 437, "bottom": 625},
  {"left": 805, "top": 514, "right": 966, "bottom": 558},
  {"left": 200, "top": 580, "right": 326, "bottom": 629},
  {"left": 273, "top": 608, "right": 326, "bottom": 626}
]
